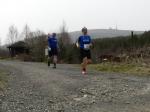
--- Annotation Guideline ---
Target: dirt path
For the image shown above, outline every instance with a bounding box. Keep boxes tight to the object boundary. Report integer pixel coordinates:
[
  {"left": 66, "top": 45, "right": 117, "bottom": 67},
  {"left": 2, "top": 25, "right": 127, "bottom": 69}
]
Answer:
[{"left": 0, "top": 60, "right": 150, "bottom": 112}]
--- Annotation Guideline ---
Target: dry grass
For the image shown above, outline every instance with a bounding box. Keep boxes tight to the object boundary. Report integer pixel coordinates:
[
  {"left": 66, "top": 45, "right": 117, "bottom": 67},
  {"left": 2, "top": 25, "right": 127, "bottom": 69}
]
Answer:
[
  {"left": 0, "top": 71, "right": 8, "bottom": 90},
  {"left": 89, "top": 62, "right": 150, "bottom": 75}
]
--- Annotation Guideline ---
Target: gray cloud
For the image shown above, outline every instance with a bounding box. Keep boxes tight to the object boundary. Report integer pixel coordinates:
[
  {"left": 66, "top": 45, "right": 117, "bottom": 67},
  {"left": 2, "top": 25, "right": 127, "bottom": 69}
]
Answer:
[{"left": 0, "top": 0, "right": 150, "bottom": 44}]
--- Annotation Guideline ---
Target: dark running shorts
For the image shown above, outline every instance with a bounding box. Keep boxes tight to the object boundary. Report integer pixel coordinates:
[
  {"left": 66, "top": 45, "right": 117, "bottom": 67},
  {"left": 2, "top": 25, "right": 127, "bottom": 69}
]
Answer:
[
  {"left": 80, "top": 49, "right": 91, "bottom": 60},
  {"left": 48, "top": 48, "right": 58, "bottom": 57}
]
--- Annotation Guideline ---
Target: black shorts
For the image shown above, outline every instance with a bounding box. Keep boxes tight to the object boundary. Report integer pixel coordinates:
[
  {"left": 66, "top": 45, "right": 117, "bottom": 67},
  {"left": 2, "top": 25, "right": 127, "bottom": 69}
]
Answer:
[
  {"left": 48, "top": 48, "right": 58, "bottom": 57},
  {"left": 80, "top": 49, "right": 91, "bottom": 60}
]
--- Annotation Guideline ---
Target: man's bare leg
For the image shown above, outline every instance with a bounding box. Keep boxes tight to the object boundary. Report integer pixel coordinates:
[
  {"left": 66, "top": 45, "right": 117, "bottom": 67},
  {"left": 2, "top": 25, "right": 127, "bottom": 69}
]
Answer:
[
  {"left": 87, "top": 59, "right": 92, "bottom": 64},
  {"left": 81, "top": 58, "right": 92, "bottom": 74},
  {"left": 48, "top": 56, "right": 50, "bottom": 67},
  {"left": 81, "top": 57, "right": 88, "bottom": 74},
  {"left": 53, "top": 55, "right": 57, "bottom": 68}
]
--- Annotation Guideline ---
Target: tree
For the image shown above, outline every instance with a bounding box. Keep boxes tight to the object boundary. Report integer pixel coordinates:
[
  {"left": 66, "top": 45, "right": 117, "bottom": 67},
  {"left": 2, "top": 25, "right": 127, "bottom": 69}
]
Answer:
[
  {"left": 24, "top": 30, "right": 46, "bottom": 62},
  {"left": 0, "top": 38, "right": 1, "bottom": 46},
  {"left": 58, "top": 21, "right": 73, "bottom": 62},
  {"left": 21, "top": 24, "right": 31, "bottom": 40},
  {"left": 7, "top": 25, "right": 18, "bottom": 44},
  {"left": 59, "top": 21, "right": 72, "bottom": 45}
]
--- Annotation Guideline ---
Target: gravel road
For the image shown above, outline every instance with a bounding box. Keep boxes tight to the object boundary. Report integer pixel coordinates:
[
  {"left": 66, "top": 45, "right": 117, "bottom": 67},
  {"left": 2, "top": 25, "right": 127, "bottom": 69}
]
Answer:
[{"left": 0, "top": 60, "right": 150, "bottom": 112}]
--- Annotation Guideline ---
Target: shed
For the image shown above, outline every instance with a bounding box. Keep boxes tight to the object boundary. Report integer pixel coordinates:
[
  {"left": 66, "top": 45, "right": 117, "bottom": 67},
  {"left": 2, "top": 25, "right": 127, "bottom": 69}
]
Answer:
[{"left": 7, "top": 41, "right": 30, "bottom": 57}]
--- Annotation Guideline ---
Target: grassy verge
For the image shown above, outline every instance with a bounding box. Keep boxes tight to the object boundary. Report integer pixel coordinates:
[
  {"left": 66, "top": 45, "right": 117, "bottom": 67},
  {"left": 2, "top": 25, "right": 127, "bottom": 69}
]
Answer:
[
  {"left": 89, "top": 62, "right": 150, "bottom": 75},
  {"left": 0, "top": 70, "right": 9, "bottom": 90}
]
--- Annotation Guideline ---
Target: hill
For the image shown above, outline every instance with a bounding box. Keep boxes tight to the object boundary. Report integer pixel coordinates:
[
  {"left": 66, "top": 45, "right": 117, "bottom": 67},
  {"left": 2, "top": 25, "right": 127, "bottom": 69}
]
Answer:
[{"left": 69, "top": 29, "right": 144, "bottom": 42}]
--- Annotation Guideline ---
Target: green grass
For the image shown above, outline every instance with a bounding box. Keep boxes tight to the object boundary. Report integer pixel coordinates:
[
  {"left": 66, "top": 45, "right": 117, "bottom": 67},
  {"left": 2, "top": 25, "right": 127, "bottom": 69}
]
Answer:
[{"left": 89, "top": 62, "right": 150, "bottom": 75}]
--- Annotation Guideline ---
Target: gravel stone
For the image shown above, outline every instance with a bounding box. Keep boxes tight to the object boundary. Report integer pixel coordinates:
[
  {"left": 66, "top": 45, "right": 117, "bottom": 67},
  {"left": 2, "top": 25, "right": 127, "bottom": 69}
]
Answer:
[{"left": 0, "top": 60, "right": 150, "bottom": 112}]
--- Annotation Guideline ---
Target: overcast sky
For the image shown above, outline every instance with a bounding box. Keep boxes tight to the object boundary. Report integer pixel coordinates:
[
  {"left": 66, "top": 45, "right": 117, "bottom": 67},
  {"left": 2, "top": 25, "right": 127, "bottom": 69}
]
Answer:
[{"left": 0, "top": 0, "right": 150, "bottom": 45}]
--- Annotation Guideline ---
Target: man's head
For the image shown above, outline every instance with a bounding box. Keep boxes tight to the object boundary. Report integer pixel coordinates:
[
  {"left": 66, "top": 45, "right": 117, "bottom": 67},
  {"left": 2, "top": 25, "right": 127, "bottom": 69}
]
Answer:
[
  {"left": 82, "top": 27, "right": 88, "bottom": 35},
  {"left": 52, "top": 33, "right": 56, "bottom": 37}
]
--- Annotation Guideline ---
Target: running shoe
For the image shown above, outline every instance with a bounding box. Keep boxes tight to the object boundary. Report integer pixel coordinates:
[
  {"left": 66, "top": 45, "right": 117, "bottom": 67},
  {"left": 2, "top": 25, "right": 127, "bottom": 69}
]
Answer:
[{"left": 82, "top": 71, "right": 86, "bottom": 75}]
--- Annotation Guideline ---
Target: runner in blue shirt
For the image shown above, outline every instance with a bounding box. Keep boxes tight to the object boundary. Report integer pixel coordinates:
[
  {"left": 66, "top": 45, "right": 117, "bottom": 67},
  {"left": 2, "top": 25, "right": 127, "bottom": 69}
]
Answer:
[
  {"left": 76, "top": 27, "right": 93, "bottom": 75},
  {"left": 47, "top": 33, "right": 58, "bottom": 68}
]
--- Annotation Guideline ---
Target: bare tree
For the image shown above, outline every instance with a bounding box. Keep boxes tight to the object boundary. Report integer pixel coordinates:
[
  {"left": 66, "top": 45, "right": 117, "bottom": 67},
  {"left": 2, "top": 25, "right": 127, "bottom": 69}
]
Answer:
[
  {"left": 7, "top": 25, "right": 18, "bottom": 44},
  {"left": 21, "top": 25, "right": 35, "bottom": 48},
  {"left": 59, "top": 21, "right": 72, "bottom": 45},
  {"left": 21, "top": 24, "right": 31, "bottom": 40},
  {"left": 0, "top": 38, "right": 9, "bottom": 58},
  {"left": 24, "top": 30, "right": 45, "bottom": 47},
  {"left": 24, "top": 30, "right": 46, "bottom": 61},
  {"left": 58, "top": 21, "right": 73, "bottom": 62},
  {"left": 33, "top": 30, "right": 45, "bottom": 37},
  {"left": 0, "top": 38, "right": 1, "bottom": 46}
]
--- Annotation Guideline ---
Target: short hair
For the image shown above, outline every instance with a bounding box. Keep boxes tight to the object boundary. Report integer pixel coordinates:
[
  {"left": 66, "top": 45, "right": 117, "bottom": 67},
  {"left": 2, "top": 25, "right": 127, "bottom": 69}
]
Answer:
[
  {"left": 82, "top": 27, "right": 88, "bottom": 32},
  {"left": 52, "top": 33, "right": 56, "bottom": 37}
]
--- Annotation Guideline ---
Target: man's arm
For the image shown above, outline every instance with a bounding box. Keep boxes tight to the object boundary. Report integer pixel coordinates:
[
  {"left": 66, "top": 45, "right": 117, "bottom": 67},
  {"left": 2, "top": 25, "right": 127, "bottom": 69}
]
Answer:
[
  {"left": 76, "top": 37, "right": 80, "bottom": 48},
  {"left": 47, "top": 38, "right": 51, "bottom": 51}
]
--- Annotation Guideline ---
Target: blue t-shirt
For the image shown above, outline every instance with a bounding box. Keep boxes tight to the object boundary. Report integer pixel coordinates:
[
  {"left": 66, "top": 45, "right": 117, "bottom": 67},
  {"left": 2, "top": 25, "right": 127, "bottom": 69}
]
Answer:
[
  {"left": 78, "top": 35, "right": 91, "bottom": 49},
  {"left": 48, "top": 36, "right": 58, "bottom": 49}
]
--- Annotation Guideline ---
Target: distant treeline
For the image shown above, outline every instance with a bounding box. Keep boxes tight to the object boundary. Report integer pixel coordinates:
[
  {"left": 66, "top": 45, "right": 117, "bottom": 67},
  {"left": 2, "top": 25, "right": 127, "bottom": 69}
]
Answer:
[
  {"left": 57, "top": 31, "right": 150, "bottom": 63},
  {"left": 1, "top": 23, "right": 150, "bottom": 63},
  {"left": 61, "top": 31, "right": 150, "bottom": 63},
  {"left": 92, "top": 31, "right": 150, "bottom": 57},
  {"left": 93, "top": 31, "right": 150, "bottom": 52}
]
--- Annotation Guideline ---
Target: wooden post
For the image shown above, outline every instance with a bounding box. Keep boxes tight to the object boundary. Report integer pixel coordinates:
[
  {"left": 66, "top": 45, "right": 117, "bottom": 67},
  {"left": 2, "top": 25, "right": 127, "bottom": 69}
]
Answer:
[{"left": 131, "top": 31, "right": 134, "bottom": 38}]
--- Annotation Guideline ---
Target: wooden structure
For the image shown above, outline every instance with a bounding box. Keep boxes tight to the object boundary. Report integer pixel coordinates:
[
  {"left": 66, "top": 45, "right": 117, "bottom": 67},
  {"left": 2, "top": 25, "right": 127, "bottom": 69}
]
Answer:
[{"left": 7, "top": 41, "right": 30, "bottom": 57}]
